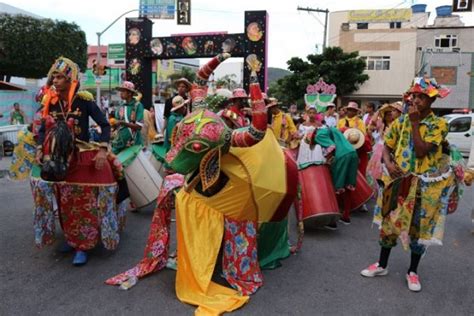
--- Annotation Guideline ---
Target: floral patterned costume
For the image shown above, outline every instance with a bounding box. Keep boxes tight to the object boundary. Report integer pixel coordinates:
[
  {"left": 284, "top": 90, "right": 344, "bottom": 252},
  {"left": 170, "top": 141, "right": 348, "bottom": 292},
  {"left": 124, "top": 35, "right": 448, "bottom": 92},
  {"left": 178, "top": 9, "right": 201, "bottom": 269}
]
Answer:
[{"left": 374, "top": 113, "right": 459, "bottom": 252}]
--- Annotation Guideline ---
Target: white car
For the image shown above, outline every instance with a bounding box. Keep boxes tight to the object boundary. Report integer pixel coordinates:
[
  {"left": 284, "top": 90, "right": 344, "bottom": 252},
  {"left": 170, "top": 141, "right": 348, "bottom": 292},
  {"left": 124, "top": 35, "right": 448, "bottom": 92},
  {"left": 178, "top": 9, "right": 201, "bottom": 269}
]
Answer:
[{"left": 443, "top": 113, "right": 473, "bottom": 157}]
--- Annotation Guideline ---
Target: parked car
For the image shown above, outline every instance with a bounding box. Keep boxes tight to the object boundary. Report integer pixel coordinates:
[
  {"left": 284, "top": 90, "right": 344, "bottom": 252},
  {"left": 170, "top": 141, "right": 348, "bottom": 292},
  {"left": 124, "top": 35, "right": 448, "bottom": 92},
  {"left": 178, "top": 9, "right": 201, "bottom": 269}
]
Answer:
[{"left": 443, "top": 113, "right": 473, "bottom": 157}]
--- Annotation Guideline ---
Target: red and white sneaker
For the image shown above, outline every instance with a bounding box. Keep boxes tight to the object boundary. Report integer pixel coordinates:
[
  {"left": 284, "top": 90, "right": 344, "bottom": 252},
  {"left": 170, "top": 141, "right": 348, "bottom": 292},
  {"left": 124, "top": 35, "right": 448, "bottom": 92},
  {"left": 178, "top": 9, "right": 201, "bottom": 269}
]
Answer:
[
  {"left": 360, "top": 262, "right": 388, "bottom": 277},
  {"left": 406, "top": 272, "right": 422, "bottom": 292}
]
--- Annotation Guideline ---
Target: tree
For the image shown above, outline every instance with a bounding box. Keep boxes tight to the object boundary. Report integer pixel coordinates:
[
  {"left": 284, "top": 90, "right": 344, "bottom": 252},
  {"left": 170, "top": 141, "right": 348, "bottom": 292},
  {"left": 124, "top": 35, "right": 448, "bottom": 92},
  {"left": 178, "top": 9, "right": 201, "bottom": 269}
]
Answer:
[
  {"left": 167, "top": 66, "right": 196, "bottom": 83},
  {"left": 0, "top": 14, "right": 87, "bottom": 81},
  {"left": 215, "top": 74, "right": 238, "bottom": 90},
  {"left": 268, "top": 47, "right": 369, "bottom": 108}
]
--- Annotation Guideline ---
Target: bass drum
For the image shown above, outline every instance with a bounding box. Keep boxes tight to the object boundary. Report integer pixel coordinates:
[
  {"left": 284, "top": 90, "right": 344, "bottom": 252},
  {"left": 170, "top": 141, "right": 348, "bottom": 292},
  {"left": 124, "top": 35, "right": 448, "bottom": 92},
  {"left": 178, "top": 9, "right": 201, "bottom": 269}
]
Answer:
[
  {"left": 348, "top": 171, "right": 374, "bottom": 211},
  {"left": 149, "top": 142, "right": 167, "bottom": 178},
  {"left": 118, "top": 145, "right": 163, "bottom": 209},
  {"left": 300, "top": 164, "right": 340, "bottom": 226}
]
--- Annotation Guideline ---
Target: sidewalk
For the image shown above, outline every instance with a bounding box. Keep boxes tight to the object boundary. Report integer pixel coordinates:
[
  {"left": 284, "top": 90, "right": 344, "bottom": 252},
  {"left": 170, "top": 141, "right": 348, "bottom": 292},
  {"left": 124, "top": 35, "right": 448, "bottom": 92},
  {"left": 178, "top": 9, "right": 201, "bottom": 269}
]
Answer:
[{"left": 0, "top": 156, "right": 12, "bottom": 178}]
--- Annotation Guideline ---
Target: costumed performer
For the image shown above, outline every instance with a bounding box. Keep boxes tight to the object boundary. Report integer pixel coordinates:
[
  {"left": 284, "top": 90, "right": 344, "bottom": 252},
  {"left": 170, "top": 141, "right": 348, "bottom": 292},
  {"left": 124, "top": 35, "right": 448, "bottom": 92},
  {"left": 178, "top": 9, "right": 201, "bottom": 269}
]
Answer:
[
  {"left": 34, "top": 57, "right": 124, "bottom": 266},
  {"left": 361, "top": 76, "right": 464, "bottom": 292},
  {"left": 297, "top": 107, "right": 339, "bottom": 229},
  {"left": 107, "top": 52, "right": 298, "bottom": 315}
]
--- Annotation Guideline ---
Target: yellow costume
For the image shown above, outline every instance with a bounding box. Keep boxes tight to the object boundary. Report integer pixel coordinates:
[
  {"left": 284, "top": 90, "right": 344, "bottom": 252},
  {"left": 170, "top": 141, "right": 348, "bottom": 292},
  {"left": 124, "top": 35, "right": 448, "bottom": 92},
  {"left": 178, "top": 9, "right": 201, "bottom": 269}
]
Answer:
[
  {"left": 337, "top": 116, "right": 366, "bottom": 134},
  {"left": 270, "top": 111, "right": 297, "bottom": 145},
  {"left": 175, "top": 130, "right": 288, "bottom": 315}
]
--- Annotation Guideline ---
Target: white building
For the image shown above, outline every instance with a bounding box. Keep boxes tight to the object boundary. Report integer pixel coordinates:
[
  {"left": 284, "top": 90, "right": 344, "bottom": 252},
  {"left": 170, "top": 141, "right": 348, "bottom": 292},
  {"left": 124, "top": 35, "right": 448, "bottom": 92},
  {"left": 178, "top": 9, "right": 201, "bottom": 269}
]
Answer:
[{"left": 328, "top": 6, "right": 429, "bottom": 106}]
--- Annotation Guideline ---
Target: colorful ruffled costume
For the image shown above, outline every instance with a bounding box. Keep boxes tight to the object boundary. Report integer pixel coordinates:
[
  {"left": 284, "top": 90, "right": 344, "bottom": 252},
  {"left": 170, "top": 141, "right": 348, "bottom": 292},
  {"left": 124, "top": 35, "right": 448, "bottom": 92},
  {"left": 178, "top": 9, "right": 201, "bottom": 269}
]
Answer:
[{"left": 107, "top": 53, "right": 298, "bottom": 315}]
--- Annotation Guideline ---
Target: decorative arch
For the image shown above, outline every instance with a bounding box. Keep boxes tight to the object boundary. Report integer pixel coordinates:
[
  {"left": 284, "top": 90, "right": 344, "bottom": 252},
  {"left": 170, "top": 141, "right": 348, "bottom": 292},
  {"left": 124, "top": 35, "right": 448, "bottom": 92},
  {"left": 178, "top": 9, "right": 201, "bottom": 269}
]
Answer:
[{"left": 125, "top": 10, "right": 269, "bottom": 108}]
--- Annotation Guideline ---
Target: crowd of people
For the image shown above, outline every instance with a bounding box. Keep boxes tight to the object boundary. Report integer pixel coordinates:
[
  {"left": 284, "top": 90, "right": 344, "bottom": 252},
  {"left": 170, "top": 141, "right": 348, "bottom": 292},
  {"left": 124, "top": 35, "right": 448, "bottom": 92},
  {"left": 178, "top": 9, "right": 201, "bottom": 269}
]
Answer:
[{"left": 6, "top": 54, "right": 471, "bottom": 315}]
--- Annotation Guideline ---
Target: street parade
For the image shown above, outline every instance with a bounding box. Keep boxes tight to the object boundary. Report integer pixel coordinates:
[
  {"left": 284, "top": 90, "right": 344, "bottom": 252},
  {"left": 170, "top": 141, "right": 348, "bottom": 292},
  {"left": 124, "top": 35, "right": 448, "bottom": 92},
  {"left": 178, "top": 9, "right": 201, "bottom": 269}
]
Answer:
[{"left": 0, "top": 1, "right": 473, "bottom": 315}]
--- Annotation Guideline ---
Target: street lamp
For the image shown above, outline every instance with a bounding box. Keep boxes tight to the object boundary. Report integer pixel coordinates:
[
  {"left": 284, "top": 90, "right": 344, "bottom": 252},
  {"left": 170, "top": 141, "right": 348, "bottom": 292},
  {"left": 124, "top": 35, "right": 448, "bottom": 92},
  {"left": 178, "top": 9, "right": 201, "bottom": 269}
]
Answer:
[{"left": 96, "top": 9, "right": 139, "bottom": 105}]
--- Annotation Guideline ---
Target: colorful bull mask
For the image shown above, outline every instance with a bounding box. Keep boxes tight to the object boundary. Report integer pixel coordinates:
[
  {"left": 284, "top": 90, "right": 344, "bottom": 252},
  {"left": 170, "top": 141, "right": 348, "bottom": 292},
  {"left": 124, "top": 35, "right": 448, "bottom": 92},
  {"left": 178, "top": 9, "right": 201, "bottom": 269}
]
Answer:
[
  {"left": 165, "top": 52, "right": 267, "bottom": 192},
  {"left": 166, "top": 109, "right": 232, "bottom": 191}
]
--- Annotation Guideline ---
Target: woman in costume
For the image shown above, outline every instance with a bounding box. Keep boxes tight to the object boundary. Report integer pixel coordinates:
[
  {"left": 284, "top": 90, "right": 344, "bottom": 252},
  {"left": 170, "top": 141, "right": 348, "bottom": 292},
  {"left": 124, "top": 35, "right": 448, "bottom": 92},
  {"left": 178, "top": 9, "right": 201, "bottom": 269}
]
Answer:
[{"left": 366, "top": 103, "right": 397, "bottom": 189}]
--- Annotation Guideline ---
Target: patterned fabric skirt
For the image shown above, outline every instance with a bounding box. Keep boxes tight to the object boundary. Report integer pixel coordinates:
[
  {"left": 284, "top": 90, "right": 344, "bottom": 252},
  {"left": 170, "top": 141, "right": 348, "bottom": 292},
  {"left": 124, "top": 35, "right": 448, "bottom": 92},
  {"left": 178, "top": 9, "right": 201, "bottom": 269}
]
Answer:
[
  {"left": 106, "top": 173, "right": 184, "bottom": 285},
  {"left": 32, "top": 150, "right": 122, "bottom": 251},
  {"left": 57, "top": 150, "right": 120, "bottom": 251}
]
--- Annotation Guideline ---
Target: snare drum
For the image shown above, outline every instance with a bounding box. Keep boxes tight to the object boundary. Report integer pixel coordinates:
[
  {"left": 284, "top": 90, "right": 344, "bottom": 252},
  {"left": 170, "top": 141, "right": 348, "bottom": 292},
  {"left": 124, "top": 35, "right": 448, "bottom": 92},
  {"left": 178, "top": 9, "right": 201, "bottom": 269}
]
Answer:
[{"left": 118, "top": 145, "right": 163, "bottom": 209}]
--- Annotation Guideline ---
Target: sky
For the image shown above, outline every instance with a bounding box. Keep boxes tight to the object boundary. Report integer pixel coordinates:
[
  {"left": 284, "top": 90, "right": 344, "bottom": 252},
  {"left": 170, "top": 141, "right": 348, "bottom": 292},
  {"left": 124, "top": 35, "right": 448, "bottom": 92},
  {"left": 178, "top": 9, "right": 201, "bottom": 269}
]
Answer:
[{"left": 3, "top": 0, "right": 474, "bottom": 69}]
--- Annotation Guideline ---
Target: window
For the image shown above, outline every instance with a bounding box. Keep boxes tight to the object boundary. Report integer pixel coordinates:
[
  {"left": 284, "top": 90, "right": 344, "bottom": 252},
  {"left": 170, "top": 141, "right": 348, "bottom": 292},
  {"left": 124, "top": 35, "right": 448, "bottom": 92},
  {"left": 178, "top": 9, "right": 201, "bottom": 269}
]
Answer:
[
  {"left": 449, "top": 117, "right": 472, "bottom": 133},
  {"left": 362, "top": 56, "right": 391, "bottom": 70},
  {"left": 357, "top": 23, "right": 368, "bottom": 29},
  {"left": 434, "top": 35, "right": 458, "bottom": 48},
  {"left": 389, "top": 22, "right": 402, "bottom": 29}
]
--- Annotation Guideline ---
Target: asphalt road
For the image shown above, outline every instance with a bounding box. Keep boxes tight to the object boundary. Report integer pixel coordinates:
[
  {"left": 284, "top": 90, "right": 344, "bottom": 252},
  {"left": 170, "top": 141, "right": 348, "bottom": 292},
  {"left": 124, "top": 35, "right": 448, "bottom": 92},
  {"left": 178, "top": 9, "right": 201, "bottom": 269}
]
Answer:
[{"left": 1, "top": 163, "right": 473, "bottom": 315}]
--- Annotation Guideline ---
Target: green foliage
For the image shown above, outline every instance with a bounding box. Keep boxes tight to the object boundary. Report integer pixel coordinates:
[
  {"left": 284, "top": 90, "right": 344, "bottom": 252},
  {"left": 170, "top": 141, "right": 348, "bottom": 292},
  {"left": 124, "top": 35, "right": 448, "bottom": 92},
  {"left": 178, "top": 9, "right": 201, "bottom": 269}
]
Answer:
[
  {"left": 168, "top": 66, "right": 196, "bottom": 83},
  {"left": 269, "top": 47, "right": 369, "bottom": 108},
  {"left": 204, "top": 94, "right": 227, "bottom": 113},
  {"left": 215, "top": 74, "right": 238, "bottom": 90},
  {"left": 0, "top": 14, "right": 87, "bottom": 80}
]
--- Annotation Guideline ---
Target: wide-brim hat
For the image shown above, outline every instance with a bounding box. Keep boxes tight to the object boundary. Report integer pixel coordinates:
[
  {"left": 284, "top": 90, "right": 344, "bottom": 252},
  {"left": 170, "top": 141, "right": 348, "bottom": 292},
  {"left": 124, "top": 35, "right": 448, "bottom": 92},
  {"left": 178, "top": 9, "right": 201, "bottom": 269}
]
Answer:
[
  {"left": 171, "top": 95, "right": 188, "bottom": 112},
  {"left": 265, "top": 97, "right": 280, "bottom": 109},
  {"left": 230, "top": 88, "right": 249, "bottom": 100},
  {"left": 174, "top": 77, "right": 192, "bottom": 90},
  {"left": 116, "top": 81, "right": 137, "bottom": 95},
  {"left": 343, "top": 101, "right": 361, "bottom": 112},
  {"left": 344, "top": 128, "right": 365, "bottom": 149},
  {"left": 377, "top": 103, "right": 393, "bottom": 119},
  {"left": 390, "top": 101, "right": 403, "bottom": 113}
]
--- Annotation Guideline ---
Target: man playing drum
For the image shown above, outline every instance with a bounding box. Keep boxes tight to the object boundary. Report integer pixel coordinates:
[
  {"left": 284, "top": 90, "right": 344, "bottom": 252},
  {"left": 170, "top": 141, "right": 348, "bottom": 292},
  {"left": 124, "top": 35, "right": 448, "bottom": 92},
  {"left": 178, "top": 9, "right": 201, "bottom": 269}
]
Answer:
[{"left": 111, "top": 81, "right": 144, "bottom": 154}]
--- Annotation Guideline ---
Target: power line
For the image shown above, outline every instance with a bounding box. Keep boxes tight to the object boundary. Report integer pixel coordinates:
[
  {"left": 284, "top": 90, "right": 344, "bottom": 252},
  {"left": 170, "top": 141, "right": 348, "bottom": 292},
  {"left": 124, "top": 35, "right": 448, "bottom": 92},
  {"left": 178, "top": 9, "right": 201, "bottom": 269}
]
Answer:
[{"left": 297, "top": 6, "right": 330, "bottom": 50}]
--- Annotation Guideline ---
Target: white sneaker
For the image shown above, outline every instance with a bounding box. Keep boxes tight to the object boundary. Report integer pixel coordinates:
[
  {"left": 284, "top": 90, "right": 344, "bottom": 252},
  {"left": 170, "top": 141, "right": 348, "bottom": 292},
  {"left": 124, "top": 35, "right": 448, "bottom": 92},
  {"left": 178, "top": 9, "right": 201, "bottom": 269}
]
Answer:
[
  {"left": 360, "top": 262, "right": 388, "bottom": 277},
  {"left": 406, "top": 272, "right": 421, "bottom": 292}
]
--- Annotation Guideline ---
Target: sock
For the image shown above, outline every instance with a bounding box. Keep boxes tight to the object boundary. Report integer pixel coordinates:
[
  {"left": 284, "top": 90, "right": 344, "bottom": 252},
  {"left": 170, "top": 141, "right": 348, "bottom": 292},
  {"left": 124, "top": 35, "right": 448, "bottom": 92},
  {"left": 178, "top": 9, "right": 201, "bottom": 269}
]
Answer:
[
  {"left": 408, "top": 252, "right": 422, "bottom": 274},
  {"left": 378, "top": 247, "right": 392, "bottom": 269}
]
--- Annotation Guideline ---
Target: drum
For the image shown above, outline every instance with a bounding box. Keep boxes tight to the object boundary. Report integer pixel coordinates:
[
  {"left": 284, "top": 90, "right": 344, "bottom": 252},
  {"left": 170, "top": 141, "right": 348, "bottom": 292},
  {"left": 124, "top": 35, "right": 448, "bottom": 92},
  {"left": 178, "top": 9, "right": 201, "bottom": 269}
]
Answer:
[
  {"left": 348, "top": 171, "right": 374, "bottom": 211},
  {"left": 300, "top": 165, "right": 340, "bottom": 226},
  {"left": 117, "top": 145, "right": 163, "bottom": 209},
  {"left": 150, "top": 143, "right": 167, "bottom": 178}
]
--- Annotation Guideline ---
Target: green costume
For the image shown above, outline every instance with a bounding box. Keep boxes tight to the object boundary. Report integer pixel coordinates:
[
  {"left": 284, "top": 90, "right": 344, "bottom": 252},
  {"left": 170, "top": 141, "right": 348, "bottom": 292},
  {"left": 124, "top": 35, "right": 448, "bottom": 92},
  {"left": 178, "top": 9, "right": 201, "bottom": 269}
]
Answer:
[
  {"left": 112, "top": 99, "right": 144, "bottom": 154},
  {"left": 163, "top": 112, "right": 184, "bottom": 152},
  {"left": 314, "top": 127, "right": 358, "bottom": 190},
  {"left": 11, "top": 110, "right": 25, "bottom": 124}
]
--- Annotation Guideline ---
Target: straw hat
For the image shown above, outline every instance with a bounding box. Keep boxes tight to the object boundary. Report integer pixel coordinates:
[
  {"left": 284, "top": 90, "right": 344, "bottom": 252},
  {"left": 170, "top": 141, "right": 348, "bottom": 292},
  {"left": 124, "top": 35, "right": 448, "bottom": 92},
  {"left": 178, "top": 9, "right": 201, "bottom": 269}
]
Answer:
[
  {"left": 343, "top": 101, "right": 361, "bottom": 112},
  {"left": 116, "top": 81, "right": 137, "bottom": 95},
  {"left": 229, "top": 88, "right": 248, "bottom": 100},
  {"left": 174, "top": 77, "right": 192, "bottom": 90},
  {"left": 344, "top": 128, "right": 365, "bottom": 149},
  {"left": 171, "top": 95, "right": 188, "bottom": 112},
  {"left": 390, "top": 101, "right": 403, "bottom": 113},
  {"left": 265, "top": 97, "right": 280, "bottom": 109}
]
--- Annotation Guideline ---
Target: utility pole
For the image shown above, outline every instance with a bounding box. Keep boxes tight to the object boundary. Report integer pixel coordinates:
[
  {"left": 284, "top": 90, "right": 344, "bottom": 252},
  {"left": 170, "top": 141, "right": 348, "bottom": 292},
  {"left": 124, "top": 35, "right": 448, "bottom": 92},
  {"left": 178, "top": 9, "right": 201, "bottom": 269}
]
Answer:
[
  {"left": 96, "top": 9, "right": 139, "bottom": 105},
  {"left": 297, "top": 6, "right": 330, "bottom": 51}
]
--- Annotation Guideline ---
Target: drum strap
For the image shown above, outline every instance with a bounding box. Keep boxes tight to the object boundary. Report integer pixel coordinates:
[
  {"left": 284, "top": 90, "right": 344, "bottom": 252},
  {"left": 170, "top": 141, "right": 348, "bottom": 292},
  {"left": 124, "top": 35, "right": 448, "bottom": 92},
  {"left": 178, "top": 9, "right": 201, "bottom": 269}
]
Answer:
[{"left": 124, "top": 101, "right": 140, "bottom": 141}]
